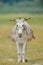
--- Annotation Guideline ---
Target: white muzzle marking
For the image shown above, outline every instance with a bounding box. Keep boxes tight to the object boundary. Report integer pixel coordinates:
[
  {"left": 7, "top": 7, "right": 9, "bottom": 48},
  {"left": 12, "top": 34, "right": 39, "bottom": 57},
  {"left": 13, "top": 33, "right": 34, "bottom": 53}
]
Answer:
[{"left": 18, "top": 30, "right": 23, "bottom": 38}]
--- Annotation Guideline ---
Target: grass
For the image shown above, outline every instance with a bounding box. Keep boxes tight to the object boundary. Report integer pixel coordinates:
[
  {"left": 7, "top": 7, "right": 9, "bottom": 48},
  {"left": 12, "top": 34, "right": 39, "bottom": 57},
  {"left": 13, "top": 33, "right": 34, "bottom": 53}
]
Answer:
[{"left": 0, "top": 14, "right": 43, "bottom": 65}]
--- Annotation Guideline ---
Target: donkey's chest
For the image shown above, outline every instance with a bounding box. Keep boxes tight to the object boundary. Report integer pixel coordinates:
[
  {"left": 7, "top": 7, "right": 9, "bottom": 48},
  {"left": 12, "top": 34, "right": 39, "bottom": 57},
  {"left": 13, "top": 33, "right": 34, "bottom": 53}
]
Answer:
[{"left": 17, "top": 38, "right": 25, "bottom": 44}]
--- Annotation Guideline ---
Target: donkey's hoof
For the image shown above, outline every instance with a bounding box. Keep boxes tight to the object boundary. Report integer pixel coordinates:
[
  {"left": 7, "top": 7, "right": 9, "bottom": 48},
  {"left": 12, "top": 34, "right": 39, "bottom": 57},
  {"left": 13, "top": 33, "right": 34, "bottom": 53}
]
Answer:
[{"left": 25, "top": 59, "right": 28, "bottom": 62}]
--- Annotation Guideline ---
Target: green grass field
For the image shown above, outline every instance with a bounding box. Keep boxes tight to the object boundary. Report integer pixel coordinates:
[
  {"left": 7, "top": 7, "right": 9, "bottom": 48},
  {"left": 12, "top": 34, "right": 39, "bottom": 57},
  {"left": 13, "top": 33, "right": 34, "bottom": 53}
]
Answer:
[{"left": 0, "top": 14, "right": 43, "bottom": 65}]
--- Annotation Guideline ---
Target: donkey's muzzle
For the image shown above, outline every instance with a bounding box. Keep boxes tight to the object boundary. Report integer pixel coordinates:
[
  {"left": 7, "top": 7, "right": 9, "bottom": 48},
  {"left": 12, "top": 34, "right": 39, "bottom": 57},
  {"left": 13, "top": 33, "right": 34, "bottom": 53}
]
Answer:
[{"left": 18, "top": 34, "right": 22, "bottom": 38}]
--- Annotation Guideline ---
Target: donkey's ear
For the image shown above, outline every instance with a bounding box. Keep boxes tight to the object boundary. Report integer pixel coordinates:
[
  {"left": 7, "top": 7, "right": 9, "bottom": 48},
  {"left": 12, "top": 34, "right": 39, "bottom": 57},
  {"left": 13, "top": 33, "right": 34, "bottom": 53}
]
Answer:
[
  {"left": 24, "top": 18, "right": 31, "bottom": 21},
  {"left": 19, "top": 18, "right": 21, "bottom": 20},
  {"left": 10, "top": 19, "right": 15, "bottom": 21}
]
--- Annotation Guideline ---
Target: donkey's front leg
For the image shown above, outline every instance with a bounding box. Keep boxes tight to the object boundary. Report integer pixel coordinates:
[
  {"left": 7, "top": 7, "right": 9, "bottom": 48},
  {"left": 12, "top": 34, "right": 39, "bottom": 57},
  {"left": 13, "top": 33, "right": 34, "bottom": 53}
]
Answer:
[
  {"left": 16, "top": 42, "right": 21, "bottom": 63},
  {"left": 22, "top": 42, "right": 26, "bottom": 63}
]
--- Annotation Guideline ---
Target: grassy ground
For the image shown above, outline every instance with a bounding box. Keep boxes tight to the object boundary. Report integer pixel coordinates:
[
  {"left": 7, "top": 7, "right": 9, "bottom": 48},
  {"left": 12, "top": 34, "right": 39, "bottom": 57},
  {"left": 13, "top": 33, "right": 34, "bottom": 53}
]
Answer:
[{"left": 0, "top": 14, "right": 43, "bottom": 65}]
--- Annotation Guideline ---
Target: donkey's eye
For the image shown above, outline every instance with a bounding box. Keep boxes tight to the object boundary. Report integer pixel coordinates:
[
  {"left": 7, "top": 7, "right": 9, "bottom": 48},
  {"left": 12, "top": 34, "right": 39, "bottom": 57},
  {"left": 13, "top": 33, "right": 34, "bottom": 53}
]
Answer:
[
  {"left": 22, "top": 25, "right": 25, "bottom": 27},
  {"left": 17, "top": 25, "right": 18, "bottom": 27}
]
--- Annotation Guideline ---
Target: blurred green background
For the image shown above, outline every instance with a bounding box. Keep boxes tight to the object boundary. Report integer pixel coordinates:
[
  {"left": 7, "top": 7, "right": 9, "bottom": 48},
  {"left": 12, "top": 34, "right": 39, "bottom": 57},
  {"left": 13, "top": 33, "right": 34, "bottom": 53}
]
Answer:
[{"left": 0, "top": 0, "right": 43, "bottom": 14}]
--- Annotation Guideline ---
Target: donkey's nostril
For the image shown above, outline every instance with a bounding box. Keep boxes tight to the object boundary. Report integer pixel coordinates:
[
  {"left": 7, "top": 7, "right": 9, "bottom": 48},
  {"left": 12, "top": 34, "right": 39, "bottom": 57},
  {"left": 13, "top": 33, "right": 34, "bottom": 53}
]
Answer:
[{"left": 19, "top": 34, "right": 22, "bottom": 38}]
